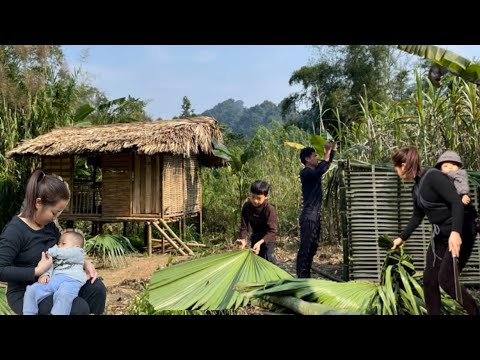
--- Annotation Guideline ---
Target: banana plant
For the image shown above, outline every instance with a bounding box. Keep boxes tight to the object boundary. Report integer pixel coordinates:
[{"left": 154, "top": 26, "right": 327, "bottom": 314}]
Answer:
[
  {"left": 396, "top": 45, "right": 480, "bottom": 86},
  {"left": 212, "top": 139, "right": 256, "bottom": 215},
  {"left": 284, "top": 133, "right": 328, "bottom": 157},
  {"left": 73, "top": 96, "right": 146, "bottom": 126}
]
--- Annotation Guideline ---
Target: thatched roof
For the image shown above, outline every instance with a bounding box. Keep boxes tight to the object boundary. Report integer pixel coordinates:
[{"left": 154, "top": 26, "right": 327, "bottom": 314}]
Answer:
[{"left": 7, "top": 116, "right": 225, "bottom": 167}]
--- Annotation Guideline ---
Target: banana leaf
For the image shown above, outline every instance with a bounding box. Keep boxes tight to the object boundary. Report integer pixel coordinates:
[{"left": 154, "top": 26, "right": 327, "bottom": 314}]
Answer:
[{"left": 396, "top": 45, "right": 480, "bottom": 85}]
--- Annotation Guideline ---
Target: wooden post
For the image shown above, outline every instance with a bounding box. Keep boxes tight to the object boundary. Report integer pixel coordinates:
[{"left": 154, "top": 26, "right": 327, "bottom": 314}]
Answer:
[
  {"left": 338, "top": 160, "right": 350, "bottom": 282},
  {"left": 179, "top": 219, "right": 182, "bottom": 243},
  {"left": 147, "top": 221, "right": 152, "bottom": 256},
  {"left": 199, "top": 212, "right": 202, "bottom": 241},
  {"left": 199, "top": 165, "right": 203, "bottom": 240},
  {"left": 162, "top": 224, "right": 165, "bottom": 254}
]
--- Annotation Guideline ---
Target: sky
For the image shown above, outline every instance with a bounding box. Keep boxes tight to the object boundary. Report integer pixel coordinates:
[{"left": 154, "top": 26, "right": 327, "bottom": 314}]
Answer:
[{"left": 62, "top": 45, "right": 480, "bottom": 120}]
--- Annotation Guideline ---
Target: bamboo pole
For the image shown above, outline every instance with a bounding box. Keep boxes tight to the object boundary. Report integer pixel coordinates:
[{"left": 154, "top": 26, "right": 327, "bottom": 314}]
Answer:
[
  {"left": 147, "top": 221, "right": 152, "bottom": 256},
  {"left": 338, "top": 160, "right": 350, "bottom": 282}
]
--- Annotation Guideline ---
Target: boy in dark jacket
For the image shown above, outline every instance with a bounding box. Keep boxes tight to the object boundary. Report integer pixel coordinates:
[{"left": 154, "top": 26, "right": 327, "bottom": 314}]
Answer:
[{"left": 235, "top": 180, "right": 278, "bottom": 264}]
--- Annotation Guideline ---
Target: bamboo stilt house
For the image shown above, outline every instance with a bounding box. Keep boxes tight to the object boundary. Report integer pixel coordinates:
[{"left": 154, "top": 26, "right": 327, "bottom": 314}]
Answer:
[{"left": 7, "top": 116, "right": 225, "bottom": 254}]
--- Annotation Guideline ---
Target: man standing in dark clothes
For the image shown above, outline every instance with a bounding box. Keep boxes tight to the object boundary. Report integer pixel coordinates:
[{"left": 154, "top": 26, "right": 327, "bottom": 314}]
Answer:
[
  {"left": 235, "top": 180, "right": 278, "bottom": 263},
  {"left": 296, "top": 142, "right": 336, "bottom": 278}
]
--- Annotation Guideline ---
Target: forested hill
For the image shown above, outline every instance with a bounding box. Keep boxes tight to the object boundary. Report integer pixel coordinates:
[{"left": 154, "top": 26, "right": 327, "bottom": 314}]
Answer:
[{"left": 201, "top": 98, "right": 282, "bottom": 137}]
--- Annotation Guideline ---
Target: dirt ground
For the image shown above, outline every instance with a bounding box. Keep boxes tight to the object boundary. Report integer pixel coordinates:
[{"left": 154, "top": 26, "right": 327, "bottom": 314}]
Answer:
[{"left": 99, "top": 241, "right": 344, "bottom": 315}]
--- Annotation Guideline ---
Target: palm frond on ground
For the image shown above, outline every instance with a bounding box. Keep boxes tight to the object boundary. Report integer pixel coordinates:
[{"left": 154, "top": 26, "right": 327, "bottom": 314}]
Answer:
[
  {"left": 236, "top": 235, "right": 466, "bottom": 315},
  {"left": 128, "top": 291, "right": 244, "bottom": 315},
  {"left": 147, "top": 249, "right": 292, "bottom": 311},
  {"left": 371, "top": 235, "right": 465, "bottom": 315},
  {"left": 85, "top": 234, "right": 136, "bottom": 269}
]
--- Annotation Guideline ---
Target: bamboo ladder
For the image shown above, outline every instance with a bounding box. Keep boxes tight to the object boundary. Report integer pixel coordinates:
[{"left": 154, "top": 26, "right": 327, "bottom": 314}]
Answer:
[{"left": 146, "top": 218, "right": 195, "bottom": 256}]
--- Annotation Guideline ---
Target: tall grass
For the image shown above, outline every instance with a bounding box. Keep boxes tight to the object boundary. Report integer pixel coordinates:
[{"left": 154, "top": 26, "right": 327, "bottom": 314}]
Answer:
[{"left": 349, "top": 71, "right": 480, "bottom": 168}]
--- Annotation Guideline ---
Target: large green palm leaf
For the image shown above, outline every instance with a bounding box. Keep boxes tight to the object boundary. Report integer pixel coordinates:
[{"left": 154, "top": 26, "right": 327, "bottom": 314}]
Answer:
[{"left": 147, "top": 249, "right": 292, "bottom": 311}]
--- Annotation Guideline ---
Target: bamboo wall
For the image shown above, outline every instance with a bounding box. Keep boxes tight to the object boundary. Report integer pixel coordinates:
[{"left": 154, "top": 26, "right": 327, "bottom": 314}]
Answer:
[
  {"left": 184, "top": 155, "right": 201, "bottom": 214},
  {"left": 101, "top": 153, "right": 132, "bottom": 217},
  {"left": 132, "top": 154, "right": 162, "bottom": 215},
  {"left": 132, "top": 154, "right": 201, "bottom": 217},
  {"left": 343, "top": 162, "right": 480, "bottom": 285},
  {"left": 162, "top": 154, "right": 183, "bottom": 216},
  {"left": 42, "top": 156, "right": 73, "bottom": 214}
]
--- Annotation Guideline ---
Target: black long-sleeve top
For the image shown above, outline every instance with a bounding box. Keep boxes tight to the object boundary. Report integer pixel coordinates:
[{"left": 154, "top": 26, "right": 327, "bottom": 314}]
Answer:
[
  {"left": 400, "top": 169, "right": 464, "bottom": 241},
  {"left": 0, "top": 216, "right": 60, "bottom": 296},
  {"left": 300, "top": 150, "right": 335, "bottom": 219},
  {"left": 239, "top": 201, "right": 278, "bottom": 243}
]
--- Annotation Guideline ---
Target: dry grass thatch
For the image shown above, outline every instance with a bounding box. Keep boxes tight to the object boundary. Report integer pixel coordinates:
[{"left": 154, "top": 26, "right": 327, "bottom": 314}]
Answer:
[{"left": 7, "top": 117, "right": 225, "bottom": 166}]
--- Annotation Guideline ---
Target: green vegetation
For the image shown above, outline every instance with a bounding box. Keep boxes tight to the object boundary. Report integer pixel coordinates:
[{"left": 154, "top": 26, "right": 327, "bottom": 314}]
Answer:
[
  {"left": 2, "top": 44, "right": 479, "bottom": 315},
  {"left": 85, "top": 234, "right": 136, "bottom": 269},
  {"left": 0, "top": 286, "right": 12, "bottom": 315}
]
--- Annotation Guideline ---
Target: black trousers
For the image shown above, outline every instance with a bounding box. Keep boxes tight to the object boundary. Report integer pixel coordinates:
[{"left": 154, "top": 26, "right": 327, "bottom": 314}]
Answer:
[
  {"left": 424, "top": 207, "right": 479, "bottom": 315},
  {"left": 296, "top": 215, "right": 321, "bottom": 278},
  {"left": 255, "top": 242, "right": 277, "bottom": 264},
  {"left": 8, "top": 278, "right": 107, "bottom": 315}
]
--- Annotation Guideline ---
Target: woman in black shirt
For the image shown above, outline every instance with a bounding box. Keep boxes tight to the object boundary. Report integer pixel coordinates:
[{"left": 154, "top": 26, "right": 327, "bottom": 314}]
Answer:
[
  {"left": 0, "top": 169, "right": 106, "bottom": 315},
  {"left": 391, "top": 147, "right": 478, "bottom": 315}
]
